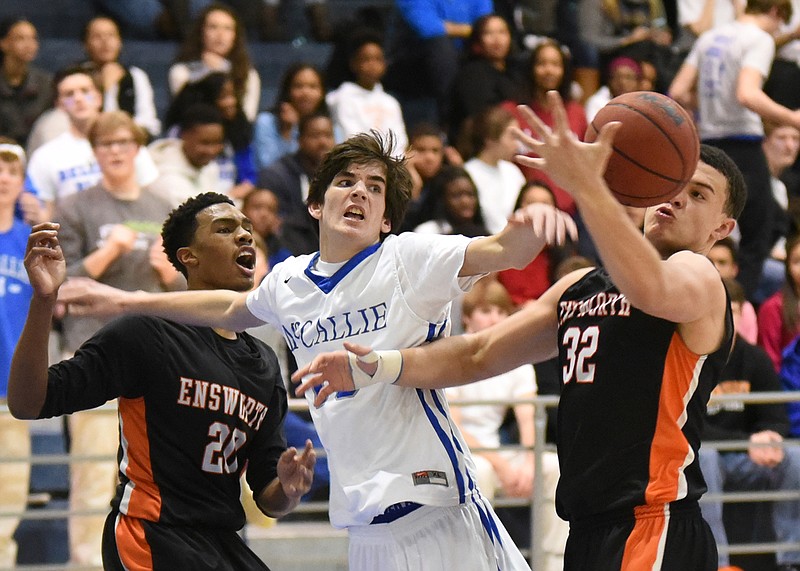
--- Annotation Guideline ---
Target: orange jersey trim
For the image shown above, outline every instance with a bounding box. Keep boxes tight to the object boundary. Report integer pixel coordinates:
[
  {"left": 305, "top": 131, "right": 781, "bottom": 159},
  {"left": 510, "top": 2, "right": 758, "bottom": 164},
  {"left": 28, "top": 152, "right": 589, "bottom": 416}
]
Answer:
[
  {"left": 119, "top": 398, "right": 162, "bottom": 520},
  {"left": 621, "top": 333, "right": 705, "bottom": 570},
  {"left": 115, "top": 512, "right": 153, "bottom": 570}
]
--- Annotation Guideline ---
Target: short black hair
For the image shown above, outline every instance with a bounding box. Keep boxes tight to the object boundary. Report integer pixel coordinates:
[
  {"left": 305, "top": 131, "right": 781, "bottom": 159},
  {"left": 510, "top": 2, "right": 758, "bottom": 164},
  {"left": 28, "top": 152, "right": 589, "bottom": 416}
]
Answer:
[
  {"left": 81, "top": 15, "right": 119, "bottom": 42},
  {"left": 179, "top": 103, "right": 224, "bottom": 133},
  {"left": 699, "top": 144, "right": 747, "bottom": 219},
  {"left": 53, "top": 63, "right": 100, "bottom": 94},
  {"left": 348, "top": 28, "right": 384, "bottom": 58},
  {"left": 0, "top": 16, "right": 31, "bottom": 39},
  {"left": 298, "top": 110, "right": 333, "bottom": 137},
  {"left": 162, "top": 192, "right": 234, "bottom": 277}
]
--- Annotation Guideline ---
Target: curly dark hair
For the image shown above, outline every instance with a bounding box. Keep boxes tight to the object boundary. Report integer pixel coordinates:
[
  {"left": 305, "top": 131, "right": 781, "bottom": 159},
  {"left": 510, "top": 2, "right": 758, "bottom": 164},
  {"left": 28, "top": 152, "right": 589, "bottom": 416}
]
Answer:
[
  {"left": 162, "top": 192, "right": 234, "bottom": 277},
  {"left": 307, "top": 130, "right": 412, "bottom": 237}
]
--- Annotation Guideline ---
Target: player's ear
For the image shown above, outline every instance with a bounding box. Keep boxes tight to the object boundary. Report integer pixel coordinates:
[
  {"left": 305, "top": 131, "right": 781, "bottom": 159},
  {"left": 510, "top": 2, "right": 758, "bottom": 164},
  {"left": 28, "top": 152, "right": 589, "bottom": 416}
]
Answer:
[
  {"left": 308, "top": 202, "right": 322, "bottom": 221},
  {"left": 176, "top": 246, "right": 198, "bottom": 269},
  {"left": 711, "top": 217, "right": 736, "bottom": 242},
  {"left": 381, "top": 216, "right": 391, "bottom": 234}
]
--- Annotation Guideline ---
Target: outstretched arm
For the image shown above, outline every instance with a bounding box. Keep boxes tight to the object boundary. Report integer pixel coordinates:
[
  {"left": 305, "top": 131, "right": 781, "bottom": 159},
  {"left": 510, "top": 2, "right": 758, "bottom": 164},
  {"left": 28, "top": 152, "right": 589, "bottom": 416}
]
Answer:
[
  {"left": 292, "top": 271, "right": 585, "bottom": 406},
  {"left": 514, "top": 94, "right": 729, "bottom": 326},
  {"left": 58, "top": 278, "right": 263, "bottom": 332},
  {"left": 460, "top": 203, "right": 578, "bottom": 276},
  {"left": 8, "top": 223, "right": 67, "bottom": 419},
  {"left": 256, "top": 440, "right": 316, "bottom": 518}
]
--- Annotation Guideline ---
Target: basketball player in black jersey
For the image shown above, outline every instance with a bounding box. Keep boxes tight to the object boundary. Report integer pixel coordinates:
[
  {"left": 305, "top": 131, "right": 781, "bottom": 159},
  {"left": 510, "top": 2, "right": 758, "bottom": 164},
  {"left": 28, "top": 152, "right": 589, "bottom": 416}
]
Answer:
[
  {"left": 8, "top": 193, "right": 316, "bottom": 570},
  {"left": 293, "top": 92, "right": 748, "bottom": 570}
]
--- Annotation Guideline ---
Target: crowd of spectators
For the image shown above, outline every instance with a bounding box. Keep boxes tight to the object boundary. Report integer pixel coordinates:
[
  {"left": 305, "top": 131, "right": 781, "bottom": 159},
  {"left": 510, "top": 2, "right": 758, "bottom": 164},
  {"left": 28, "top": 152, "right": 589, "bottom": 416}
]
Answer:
[{"left": 3, "top": 0, "right": 800, "bottom": 567}]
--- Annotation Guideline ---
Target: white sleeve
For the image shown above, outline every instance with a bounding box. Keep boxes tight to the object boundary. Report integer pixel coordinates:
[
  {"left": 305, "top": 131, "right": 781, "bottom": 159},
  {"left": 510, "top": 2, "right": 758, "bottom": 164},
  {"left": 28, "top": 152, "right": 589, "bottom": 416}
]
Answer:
[
  {"left": 677, "top": 0, "right": 701, "bottom": 26},
  {"left": 385, "top": 94, "right": 409, "bottom": 152},
  {"left": 168, "top": 63, "right": 190, "bottom": 95},
  {"left": 243, "top": 68, "right": 261, "bottom": 122},
  {"left": 134, "top": 146, "right": 160, "bottom": 187},
  {"left": 509, "top": 365, "right": 538, "bottom": 399},
  {"left": 130, "top": 67, "right": 162, "bottom": 137},
  {"left": 25, "top": 146, "right": 57, "bottom": 202},
  {"left": 394, "top": 233, "right": 484, "bottom": 319},
  {"left": 742, "top": 30, "right": 776, "bottom": 77},
  {"left": 245, "top": 267, "right": 282, "bottom": 326}
]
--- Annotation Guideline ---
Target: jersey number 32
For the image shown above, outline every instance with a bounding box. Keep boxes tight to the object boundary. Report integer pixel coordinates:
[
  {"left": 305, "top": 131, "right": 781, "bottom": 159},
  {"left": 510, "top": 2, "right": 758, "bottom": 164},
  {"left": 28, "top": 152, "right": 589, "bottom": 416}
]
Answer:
[{"left": 562, "top": 325, "right": 599, "bottom": 384}]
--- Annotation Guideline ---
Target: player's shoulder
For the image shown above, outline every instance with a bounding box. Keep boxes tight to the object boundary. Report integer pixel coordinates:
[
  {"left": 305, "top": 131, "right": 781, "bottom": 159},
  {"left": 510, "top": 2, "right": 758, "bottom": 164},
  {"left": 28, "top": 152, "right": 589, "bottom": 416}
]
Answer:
[
  {"left": 92, "top": 314, "right": 167, "bottom": 347},
  {"left": 667, "top": 249, "right": 722, "bottom": 281}
]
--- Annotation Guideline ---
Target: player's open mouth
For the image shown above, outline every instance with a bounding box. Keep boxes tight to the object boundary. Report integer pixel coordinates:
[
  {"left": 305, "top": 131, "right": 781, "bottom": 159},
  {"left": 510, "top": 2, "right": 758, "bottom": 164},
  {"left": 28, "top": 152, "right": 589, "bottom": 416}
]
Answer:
[
  {"left": 236, "top": 248, "right": 256, "bottom": 273},
  {"left": 344, "top": 206, "right": 365, "bottom": 221},
  {"left": 655, "top": 206, "right": 674, "bottom": 218}
]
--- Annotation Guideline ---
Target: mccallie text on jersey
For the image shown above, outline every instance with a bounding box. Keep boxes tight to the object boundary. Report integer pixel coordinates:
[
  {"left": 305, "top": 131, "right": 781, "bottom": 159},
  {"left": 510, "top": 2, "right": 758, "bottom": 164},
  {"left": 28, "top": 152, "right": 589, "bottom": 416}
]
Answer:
[{"left": 281, "top": 302, "right": 389, "bottom": 351}]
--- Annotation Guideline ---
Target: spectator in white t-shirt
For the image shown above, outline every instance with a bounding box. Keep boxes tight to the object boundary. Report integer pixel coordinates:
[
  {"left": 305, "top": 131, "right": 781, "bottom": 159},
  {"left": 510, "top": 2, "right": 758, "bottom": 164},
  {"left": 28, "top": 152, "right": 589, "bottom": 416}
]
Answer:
[
  {"left": 463, "top": 105, "right": 525, "bottom": 234},
  {"left": 326, "top": 28, "right": 408, "bottom": 153},
  {"left": 24, "top": 65, "right": 158, "bottom": 219}
]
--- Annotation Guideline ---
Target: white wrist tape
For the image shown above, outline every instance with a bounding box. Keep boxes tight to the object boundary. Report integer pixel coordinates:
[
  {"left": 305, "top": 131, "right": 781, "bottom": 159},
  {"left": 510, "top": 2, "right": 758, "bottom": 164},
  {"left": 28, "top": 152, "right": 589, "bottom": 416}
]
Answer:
[{"left": 348, "top": 349, "right": 403, "bottom": 389}]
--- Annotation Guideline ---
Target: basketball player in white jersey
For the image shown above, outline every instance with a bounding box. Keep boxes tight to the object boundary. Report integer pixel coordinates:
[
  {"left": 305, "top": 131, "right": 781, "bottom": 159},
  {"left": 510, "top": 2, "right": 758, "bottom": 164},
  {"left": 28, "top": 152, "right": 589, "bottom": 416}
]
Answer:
[{"left": 59, "top": 130, "right": 576, "bottom": 570}]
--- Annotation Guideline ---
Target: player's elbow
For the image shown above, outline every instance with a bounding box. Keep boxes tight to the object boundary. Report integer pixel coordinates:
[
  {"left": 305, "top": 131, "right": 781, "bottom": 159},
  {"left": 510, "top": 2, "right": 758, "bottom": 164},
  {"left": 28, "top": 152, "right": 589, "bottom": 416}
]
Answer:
[{"left": 7, "top": 397, "right": 40, "bottom": 420}]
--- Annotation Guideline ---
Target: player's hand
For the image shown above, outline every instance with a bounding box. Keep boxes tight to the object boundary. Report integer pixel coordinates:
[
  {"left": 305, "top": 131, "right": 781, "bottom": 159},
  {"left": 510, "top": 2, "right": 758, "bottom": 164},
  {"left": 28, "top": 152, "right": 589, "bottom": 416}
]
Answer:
[
  {"left": 277, "top": 440, "right": 316, "bottom": 499},
  {"left": 25, "top": 223, "right": 67, "bottom": 299},
  {"left": 508, "top": 202, "right": 578, "bottom": 246},
  {"left": 513, "top": 92, "right": 621, "bottom": 198},
  {"left": 292, "top": 342, "right": 376, "bottom": 407},
  {"left": 748, "top": 430, "right": 784, "bottom": 467},
  {"left": 58, "top": 277, "right": 130, "bottom": 317}
]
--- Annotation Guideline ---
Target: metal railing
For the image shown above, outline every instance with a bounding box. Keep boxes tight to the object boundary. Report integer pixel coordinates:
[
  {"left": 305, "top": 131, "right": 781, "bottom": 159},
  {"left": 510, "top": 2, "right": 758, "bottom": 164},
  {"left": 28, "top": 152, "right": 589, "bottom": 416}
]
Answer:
[{"left": 2, "top": 391, "right": 800, "bottom": 570}]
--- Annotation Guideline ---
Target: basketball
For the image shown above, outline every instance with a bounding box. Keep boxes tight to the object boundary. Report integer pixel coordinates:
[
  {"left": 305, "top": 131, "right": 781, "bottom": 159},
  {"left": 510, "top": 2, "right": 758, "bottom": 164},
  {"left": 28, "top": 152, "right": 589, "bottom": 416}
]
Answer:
[{"left": 584, "top": 91, "right": 699, "bottom": 208}]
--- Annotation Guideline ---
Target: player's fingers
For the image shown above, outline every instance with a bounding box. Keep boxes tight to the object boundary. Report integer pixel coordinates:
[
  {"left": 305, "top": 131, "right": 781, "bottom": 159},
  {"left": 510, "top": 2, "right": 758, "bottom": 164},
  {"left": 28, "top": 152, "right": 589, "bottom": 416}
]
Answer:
[
  {"left": 514, "top": 155, "right": 545, "bottom": 170},
  {"left": 300, "top": 439, "right": 315, "bottom": 460},
  {"left": 595, "top": 120, "right": 622, "bottom": 148},
  {"left": 295, "top": 372, "right": 324, "bottom": 395},
  {"left": 547, "top": 91, "right": 570, "bottom": 136},
  {"left": 515, "top": 106, "right": 551, "bottom": 142},
  {"left": 342, "top": 342, "right": 375, "bottom": 358},
  {"left": 564, "top": 213, "right": 579, "bottom": 242},
  {"left": 290, "top": 364, "right": 311, "bottom": 384},
  {"left": 511, "top": 126, "right": 541, "bottom": 152},
  {"left": 314, "top": 384, "right": 333, "bottom": 408}
]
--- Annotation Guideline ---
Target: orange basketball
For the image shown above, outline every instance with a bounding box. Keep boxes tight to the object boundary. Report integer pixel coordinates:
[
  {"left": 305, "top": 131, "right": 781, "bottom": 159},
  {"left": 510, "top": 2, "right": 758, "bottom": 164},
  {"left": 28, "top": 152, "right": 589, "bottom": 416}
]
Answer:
[{"left": 584, "top": 91, "right": 700, "bottom": 207}]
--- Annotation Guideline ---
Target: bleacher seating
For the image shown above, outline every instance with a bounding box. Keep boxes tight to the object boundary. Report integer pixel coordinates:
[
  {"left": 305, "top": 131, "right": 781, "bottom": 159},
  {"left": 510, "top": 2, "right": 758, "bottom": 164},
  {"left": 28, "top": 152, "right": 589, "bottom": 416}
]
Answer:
[
  {"left": 34, "top": 38, "right": 334, "bottom": 127},
  {"left": 2, "top": 0, "right": 395, "bottom": 124}
]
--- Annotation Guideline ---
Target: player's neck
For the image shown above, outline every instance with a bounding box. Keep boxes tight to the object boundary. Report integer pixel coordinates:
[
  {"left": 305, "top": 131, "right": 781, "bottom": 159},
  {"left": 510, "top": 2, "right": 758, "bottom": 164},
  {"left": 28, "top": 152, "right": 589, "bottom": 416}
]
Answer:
[{"left": 212, "top": 327, "right": 237, "bottom": 340}]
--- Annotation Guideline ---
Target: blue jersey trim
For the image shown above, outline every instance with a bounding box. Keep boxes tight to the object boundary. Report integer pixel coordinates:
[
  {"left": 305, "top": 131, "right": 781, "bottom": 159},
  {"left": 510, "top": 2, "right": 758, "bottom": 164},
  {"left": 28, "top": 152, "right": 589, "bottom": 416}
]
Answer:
[
  {"left": 417, "top": 388, "right": 467, "bottom": 503},
  {"left": 425, "top": 320, "right": 448, "bottom": 343},
  {"left": 304, "top": 242, "right": 381, "bottom": 294}
]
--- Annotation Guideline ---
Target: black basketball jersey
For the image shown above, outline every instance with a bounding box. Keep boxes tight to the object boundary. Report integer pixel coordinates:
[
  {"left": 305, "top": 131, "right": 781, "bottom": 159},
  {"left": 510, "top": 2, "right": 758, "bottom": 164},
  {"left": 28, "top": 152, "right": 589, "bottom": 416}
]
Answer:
[
  {"left": 40, "top": 315, "right": 288, "bottom": 530},
  {"left": 555, "top": 268, "right": 732, "bottom": 522}
]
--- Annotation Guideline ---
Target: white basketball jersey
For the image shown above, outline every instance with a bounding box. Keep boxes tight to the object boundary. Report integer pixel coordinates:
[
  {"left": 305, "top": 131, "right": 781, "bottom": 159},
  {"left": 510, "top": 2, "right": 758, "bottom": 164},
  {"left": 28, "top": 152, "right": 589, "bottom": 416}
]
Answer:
[{"left": 247, "top": 232, "right": 484, "bottom": 527}]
